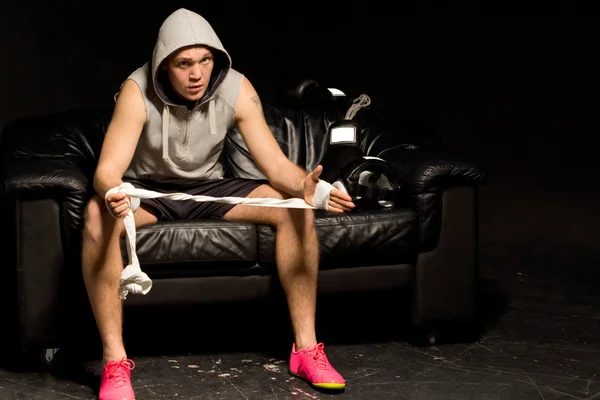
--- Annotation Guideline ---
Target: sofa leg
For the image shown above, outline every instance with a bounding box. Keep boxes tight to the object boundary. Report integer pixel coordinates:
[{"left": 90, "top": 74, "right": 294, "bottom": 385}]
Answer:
[
  {"left": 412, "top": 186, "right": 480, "bottom": 345},
  {"left": 40, "top": 348, "right": 61, "bottom": 367},
  {"left": 408, "top": 321, "right": 440, "bottom": 346},
  {"left": 427, "top": 326, "right": 437, "bottom": 346}
]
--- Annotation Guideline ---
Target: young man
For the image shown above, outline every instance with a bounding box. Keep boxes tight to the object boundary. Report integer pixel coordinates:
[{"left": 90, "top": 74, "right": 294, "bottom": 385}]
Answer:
[{"left": 82, "top": 8, "right": 355, "bottom": 400}]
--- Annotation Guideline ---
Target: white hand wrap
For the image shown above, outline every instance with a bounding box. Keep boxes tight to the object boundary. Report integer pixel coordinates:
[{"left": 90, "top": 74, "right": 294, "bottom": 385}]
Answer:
[
  {"left": 103, "top": 181, "right": 336, "bottom": 299},
  {"left": 312, "top": 180, "right": 335, "bottom": 210},
  {"left": 104, "top": 182, "right": 151, "bottom": 299},
  {"left": 105, "top": 182, "right": 140, "bottom": 218}
]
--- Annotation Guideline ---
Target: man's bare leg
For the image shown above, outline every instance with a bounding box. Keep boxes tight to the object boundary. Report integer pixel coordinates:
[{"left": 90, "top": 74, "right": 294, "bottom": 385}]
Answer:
[
  {"left": 81, "top": 195, "right": 158, "bottom": 364},
  {"left": 223, "top": 184, "right": 319, "bottom": 350}
]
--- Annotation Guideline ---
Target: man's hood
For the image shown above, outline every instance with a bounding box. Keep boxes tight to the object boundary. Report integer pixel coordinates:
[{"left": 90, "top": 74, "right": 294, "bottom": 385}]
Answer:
[{"left": 152, "top": 8, "right": 232, "bottom": 107}]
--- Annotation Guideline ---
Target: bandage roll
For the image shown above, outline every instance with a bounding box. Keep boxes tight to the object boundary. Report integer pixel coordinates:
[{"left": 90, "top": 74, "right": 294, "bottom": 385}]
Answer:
[{"left": 104, "top": 180, "right": 336, "bottom": 299}]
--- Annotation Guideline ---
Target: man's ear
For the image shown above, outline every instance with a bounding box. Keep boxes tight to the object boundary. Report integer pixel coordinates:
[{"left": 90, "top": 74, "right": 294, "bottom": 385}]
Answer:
[{"left": 160, "top": 58, "right": 170, "bottom": 71}]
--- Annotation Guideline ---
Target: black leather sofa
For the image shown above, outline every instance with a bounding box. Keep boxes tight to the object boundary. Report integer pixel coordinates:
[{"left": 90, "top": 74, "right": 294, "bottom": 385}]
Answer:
[{"left": 0, "top": 80, "right": 487, "bottom": 358}]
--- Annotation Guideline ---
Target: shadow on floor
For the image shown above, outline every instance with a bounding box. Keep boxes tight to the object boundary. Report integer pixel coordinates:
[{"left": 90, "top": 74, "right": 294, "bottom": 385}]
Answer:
[{"left": 0, "top": 277, "right": 512, "bottom": 380}]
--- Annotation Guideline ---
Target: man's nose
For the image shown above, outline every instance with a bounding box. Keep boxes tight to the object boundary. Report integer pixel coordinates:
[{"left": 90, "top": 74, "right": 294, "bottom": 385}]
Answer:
[{"left": 190, "top": 64, "right": 203, "bottom": 80}]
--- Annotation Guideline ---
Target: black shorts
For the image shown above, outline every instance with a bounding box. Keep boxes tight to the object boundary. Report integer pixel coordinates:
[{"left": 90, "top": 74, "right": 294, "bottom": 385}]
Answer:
[{"left": 124, "top": 177, "right": 268, "bottom": 221}]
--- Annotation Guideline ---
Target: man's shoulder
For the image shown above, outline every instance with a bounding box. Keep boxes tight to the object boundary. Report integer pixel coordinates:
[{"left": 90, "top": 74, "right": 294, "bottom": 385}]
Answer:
[
  {"left": 223, "top": 67, "right": 244, "bottom": 84},
  {"left": 127, "top": 63, "right": 155, "bottom": 96},
  {"left": 215, "top": 68, "right": 245, "bottom": 109}
]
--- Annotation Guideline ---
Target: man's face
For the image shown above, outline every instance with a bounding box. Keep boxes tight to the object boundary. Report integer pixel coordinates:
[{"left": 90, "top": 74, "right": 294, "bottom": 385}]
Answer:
[{"left": 165, "top": 45, "right": 214, "bottom": 102}]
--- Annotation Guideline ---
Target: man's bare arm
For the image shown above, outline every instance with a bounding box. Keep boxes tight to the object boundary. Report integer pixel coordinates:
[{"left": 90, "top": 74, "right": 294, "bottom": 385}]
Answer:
[
  {"left": 234, "top": 77, "right": 307, "bottom": 198},
  {"left": 94, "top": 79, "right": 146, "bottom": 199}
]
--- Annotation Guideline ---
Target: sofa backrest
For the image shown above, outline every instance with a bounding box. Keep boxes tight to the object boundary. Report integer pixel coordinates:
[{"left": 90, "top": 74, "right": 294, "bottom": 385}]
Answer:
[
  {"left": 0, "top": 80, "right": 352, "bottom": 182},
  {"left": 0, "top": 105, "right": 114, "bottom": 180}
]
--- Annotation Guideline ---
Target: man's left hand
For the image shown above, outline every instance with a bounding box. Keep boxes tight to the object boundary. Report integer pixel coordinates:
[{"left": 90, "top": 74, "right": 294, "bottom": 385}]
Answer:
[{"left": 303, "top": 165, "right": 355, "bottom": 214}]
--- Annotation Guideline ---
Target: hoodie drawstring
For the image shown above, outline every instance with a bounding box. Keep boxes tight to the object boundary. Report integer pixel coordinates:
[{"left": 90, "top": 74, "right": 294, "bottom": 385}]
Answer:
[
  {"left": 162, "top": 105, "right": 171, "bottom": 162},
  {"left": 209, "top": 99, "right": 217, "bottom": 135}
]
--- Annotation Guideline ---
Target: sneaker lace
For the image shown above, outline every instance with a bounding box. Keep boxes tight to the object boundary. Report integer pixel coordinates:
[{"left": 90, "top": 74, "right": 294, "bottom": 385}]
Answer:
[
  {"left": 307, "top": 343, "right": 329, "bottom": 369},
  {"left": 105, "top": 358, "right": 135, "bottom": 388}
]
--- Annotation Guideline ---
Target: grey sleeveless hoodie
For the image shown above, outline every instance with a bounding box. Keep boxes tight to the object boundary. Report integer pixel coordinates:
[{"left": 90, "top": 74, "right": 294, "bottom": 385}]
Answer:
[{"left": 120, "top": 8, "right": 243, "bottom": 181}]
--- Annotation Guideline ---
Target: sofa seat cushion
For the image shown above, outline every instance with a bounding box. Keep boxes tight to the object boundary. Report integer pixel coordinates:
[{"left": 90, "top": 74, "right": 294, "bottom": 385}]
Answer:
[
  {"left": 126, "top": 219, "right": 262, "bottom": 278},
  {"left": 124, "top": 207, "right": 418, "bottom": 277},
  {"left": 258, "top": 207, "right": 419, "bottom": 270}
]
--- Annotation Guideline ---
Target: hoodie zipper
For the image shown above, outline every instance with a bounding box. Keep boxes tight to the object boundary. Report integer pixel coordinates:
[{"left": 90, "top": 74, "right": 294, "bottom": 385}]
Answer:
[
  {"left": 182, "top": 97, "right": 211, "bottom": 144},
  {"left": 182, "top": 96, "right": 205, "bottom": 142},
  {"left": 182, "top": 109, "right": 192, "bottom": 145}
]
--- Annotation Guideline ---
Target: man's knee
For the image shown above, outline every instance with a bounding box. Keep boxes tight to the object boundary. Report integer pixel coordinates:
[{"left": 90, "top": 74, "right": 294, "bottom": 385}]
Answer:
[
  {"left": 251, "top": 185, "right": 314, "bottom": 229},
  {"left": 225, "top": 183, "right": 316, "bottom": 229},
  {"left": 82, "top": 195, "right": 120, "bottom": 245},
  {"left": 285, "top": 206, "right": 315, "bottom": 230}
]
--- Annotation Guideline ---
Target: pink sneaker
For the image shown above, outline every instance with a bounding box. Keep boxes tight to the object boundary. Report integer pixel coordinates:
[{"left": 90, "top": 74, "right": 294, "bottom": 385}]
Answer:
[
  {"left": 99, "top": 358, "right": 136, "bottom": 400},
  {"left": 289, "top": 343, "right": 345, "bottom": 390}
]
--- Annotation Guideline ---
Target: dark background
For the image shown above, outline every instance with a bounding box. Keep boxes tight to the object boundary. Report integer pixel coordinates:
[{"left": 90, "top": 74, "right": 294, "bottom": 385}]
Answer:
[{"left": 1, "top": 1, "right": 599, "bottom": 255}]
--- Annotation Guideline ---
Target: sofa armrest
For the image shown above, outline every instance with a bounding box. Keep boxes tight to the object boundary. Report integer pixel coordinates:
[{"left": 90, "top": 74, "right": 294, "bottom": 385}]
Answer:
[
  {"left": 0, "top": 108, "right": 108, "bottom": 350},
  {"left": 1, "top": 158, "right": 91, "bottom": 350},
  {"left": 377, "top": 146, "right": 487, "bottom": 251},
  {"left": 2, "top": 158, "right": 91, "bottom": 233},
  {"left": 0, "top": 106, "right": 110, "bottom": 231},
  {"left": 381, "top": 147, "right": 487, "bottom": 195},
  {"left": 371, "top": 146, "right": 486, "bottom": 332}
]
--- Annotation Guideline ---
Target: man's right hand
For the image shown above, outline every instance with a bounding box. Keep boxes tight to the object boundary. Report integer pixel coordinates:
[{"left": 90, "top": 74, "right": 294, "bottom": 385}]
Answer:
[{"left": 106, "top": 192, "right": 131, "bottom": 219}]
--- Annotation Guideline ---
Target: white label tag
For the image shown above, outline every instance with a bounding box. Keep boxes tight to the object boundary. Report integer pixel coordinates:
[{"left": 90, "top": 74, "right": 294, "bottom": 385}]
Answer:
[
  {"left": 331, "top": 127, "right": 356, "bottom": 143},
  {"left": 327, "top": 88, "right": 346, "bottom": 97},
  {"left": 363, "top": 156, "right": 385, "bottom": 161}
]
